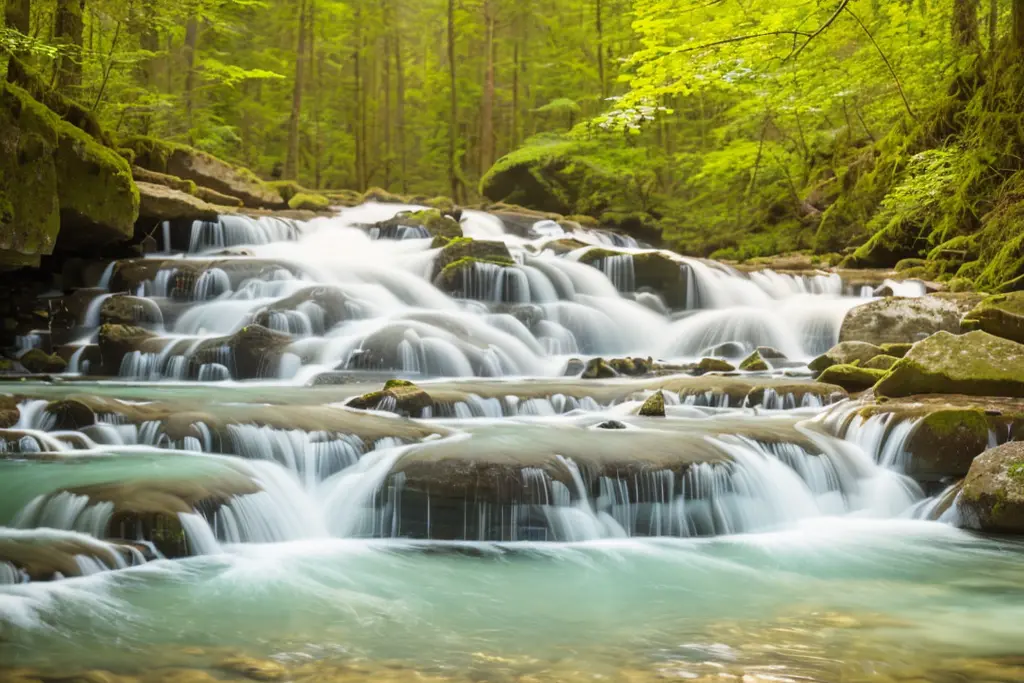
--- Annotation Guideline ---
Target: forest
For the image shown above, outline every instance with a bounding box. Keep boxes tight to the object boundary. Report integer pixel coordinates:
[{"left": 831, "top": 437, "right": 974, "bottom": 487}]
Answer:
[{"left": 3, "top": 0, "right": 1024, "bottom": 291}]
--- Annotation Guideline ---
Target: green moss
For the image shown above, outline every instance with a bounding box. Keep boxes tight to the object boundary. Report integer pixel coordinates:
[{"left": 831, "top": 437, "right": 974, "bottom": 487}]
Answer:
[
  {"left": 861, "top": 354, "right": 899, "bottom": 371},
  {"left": 639, "top": 391, "right": 666, "bottom": 417},
  {"left": 268, "top": 180, "right": 304, "bottom": 203},
  {"left": 739, "top": 351, "right": 769, "bottom": 371},
  {"left": 362, "top": 186, "right": 406, "bottom": 204},
  {"left": 817, "top": 364, "right": 887, "bottom": 392},
  {"left": 288, "top": 192, "right": 331, "bottom": 211},
  {"left": 961, "top": 292, "right": 1024, "bottom": 344},
  {"left": 424, "top": 196, "right": 456, "bottom": 212},
  {"left": 19, "top": 349, "right": 67, "bottom": 374},
  {"left": 879, "top": 342, "right": 914, "bottom": 358},
  {"left": 383, "top": 379, "right": 415, "bottom": 390},
  {"left": 695, "top": 358, "right": 736, "bottom": 374}
]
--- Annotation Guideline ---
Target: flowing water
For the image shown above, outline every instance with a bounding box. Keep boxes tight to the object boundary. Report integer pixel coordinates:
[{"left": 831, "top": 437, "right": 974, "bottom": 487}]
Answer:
[{"left": 1, "top": 204, "right": 1021, "bottom": 683}]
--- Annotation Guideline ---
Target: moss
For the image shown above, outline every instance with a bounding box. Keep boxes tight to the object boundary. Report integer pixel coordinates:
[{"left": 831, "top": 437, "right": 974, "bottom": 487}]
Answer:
[
  {"left": 809, "top": 341, "right": 884, "bottom": 373},
  {"left": 946, "top": 277, "right": 975, "bottom": 292},
  {"left": 695, "top": 358, "right": 736, "bottom": 374},
  {"left": 581, "top": 357, "right": 617, "bottom": 379},
  {"left": 639, "top": 391, "right": 666, "bottom": 417},
  {"left": 288, "top": 192, "right": 331, "bottom": 211},
  {"left": 383, "top": 379, "right": 415, "bottom": 390},
  {"left": 817, "top": 364, "right": 887, "bottom": 392},
  {"left": 861, "top": 354, "right": 899, "bottom": 371},
  {"left": 268, "top": 180, "right": 304, "bottom": 203},
  {"left": 739, "top": 351, "right": 769, "bottom": 371},
  {"left": 879, "top": 342, "right": 914, "bottom": 358},
  {"left": 5, "top": 56, "right": 111, "bottom": 145},
  {"left": 424, "top": 196, "right": 456, "bottom": 212},
  {"left": 433, "top": 238, "right": 514, "bottom": 282},
  {"left": 362, "top": 186, "right": 406, "bottom": 204},
  {"left": 19, "top": 349, "right": 67, "bottom": 374}
]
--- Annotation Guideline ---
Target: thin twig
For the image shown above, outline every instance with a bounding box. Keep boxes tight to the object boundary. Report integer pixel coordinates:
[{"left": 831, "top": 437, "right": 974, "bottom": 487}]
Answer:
[
  {"left": 785, "top": 0, "right": 850, "bottom": 63},
  {"left": 669, "top": 30, "right": 812, "bottom": 56},
  {"left": 844, "top": 5, "right": 916, "bottom": 119}
]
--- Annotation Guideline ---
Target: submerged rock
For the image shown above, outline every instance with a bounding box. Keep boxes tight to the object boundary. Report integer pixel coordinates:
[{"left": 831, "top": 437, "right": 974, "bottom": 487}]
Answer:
[
  {"left": 809, "top": 341, "right": 884, "bottom": 374},
  {"left": 816, "top": 364, "right": 886, "bottom": 392},
  {"left": 639, "top": 391, "right": 666, "bottom": 417},
  {"left": 875, "top": 331, "right": 1024, "bottom": 398},
  {"left": 958, "top": 442, "right": 1024, "bottom": 534},
  {"left": 839, "top": 293, "right": 983, "bottom": 345},
  {"left": 961, "top": 292, "right": 1024, "bottom": 344},
  {"left": 348, "top": 379, "right": 433, "bottom": 418}
]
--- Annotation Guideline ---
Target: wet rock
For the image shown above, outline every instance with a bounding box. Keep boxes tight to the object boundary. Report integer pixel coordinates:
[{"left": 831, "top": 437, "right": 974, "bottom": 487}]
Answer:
[
  {"left": 961, "top": 292, "right": 1024, "bottom": 344},
  {"left": 809, "top": 341, "right": 884, "bottom": 374},
  {"left": 579, "top": 249, "right": 689, "bottom": 308},
  {"left": 0, "top": 396, "right": 19, "bottom": 428},
  {"left": 743, "top": 382, "right": 848, "bottom": 408},
  {"left": 107, "top": 258, "right": 299, "bottom": 299},
  {"left": 195, "top": 185, "right": 244, "bottom": 208},
  {"left": 362, "top": 186, "right": 406, "bottom": 204},
  {"left": 137, "top": 182, "right": 219, "bottom": 222},
  {"left": 694, "top": 357, "right": 736, "bottom": 374},
  {"left": 0, "top": 531, "right": 143, "bottom": 582},
  {"left": 816, "top": 364, "right": 886, "bottom": 392},
  {"left": 125, "top": 136, "right": 282, "bottom": 209},
  {"left": 581, "top": 358, "right": 616, "bottom": 379},
  {"left": 879, "top": 342, "right": 914, "bottom": 358},
  {"left": 639, "top": 391, "right": 665, "bottom": 417},
  {"left": 215, "top": 657, "right": 288, "bottom": 681},
  {"left": 739, "top": 350, "right": 769, "bottom": 371},
  {"left": 374, "top": 209, "right": 462, "bottom": 241},
  {"left": 595, "top": 420, "right": 627, "bottom": 430},
  {"left": 132, "top": 166, "right": 197, "bottom": 194},
  {"left": 861, "top": 354, "right": 899, "bottom": 371},
  {"left": 190, "top": 324, "right": 293, "bottom": 380},
  {"left": 562, "top": 358, "right": 586, "bottom": 376},
  {"left": 287, "top": 192, "right": 331, "bottom": 212},
  {"left": 958, "top": 442, "right": 1024, "bottom": 533},
  {"left": 700, "top": 341, "right": 747, "bottom": 360},
  {"left": 839, "top": 293, "right": 984, "bottom": 345},
  {"left": 251, "top": 286, "right": 353, "bottom": 333},
  {"left": 348, "top": 379, "right": 433, "bottom": 418},
  {"left": 97, "top": 324, "right": 161, "bottom": 375},
  {"left": 875, "top": 331, "right": 1024, "bottom": 398},
  {"left": 100, "top": 295, "right": 162, "bottom": 327},
  {"left": 18, "top": 348, "right": 66, "bottom": 374}
]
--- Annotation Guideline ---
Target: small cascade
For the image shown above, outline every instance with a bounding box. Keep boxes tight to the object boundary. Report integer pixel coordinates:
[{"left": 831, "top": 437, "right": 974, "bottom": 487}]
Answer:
[{"left": 600, "top": 254, "right": 636, "bottom": 293}]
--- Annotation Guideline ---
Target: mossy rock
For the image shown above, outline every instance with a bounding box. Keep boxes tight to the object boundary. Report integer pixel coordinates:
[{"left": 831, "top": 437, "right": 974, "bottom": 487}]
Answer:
[
  {"left": 946, "top": 277, "right": 975, "bottom": 292},
  {"left": 287, "top": 192, "right": 331, "bottom": 211},
  {"left": 5, "top": 56, "right": 110, "bottom": 144},
  {"left": 190, "top": 324, "right": 292, "bottom": 380},
  {"left": 816, "top": 364, "right": 887, "bottom": 392},
  {"left": 608, "top": 357, "right": 655, "bottom": 376},
  {"left": 695, "top": 358, "right": 736, "bottom": 374},
  {"left": 362, "top": 187, "right": 406, "bottom": 204},
  {"left": 904, "top": 409, "right": 992, "bottom": 482},
  {"left": 581, "top": 357, "right": 617, "bottom": 379},
  {"left": 879, "top": 342, "right": 914, "bottom": 358},
  {"left": 961, "top": 292, "right": 1024, "bottom": 344},
  {"left": 839, "top": 293, "right": 983, "bottom": 345},
  {"left": 348, "top": 380, "right": 432, "bottom": 417},
  {"left": 18, "top": 349, "right": 67, "bottom": 374},
  {"left": 137, "top": 182, "right": 219, "bottom": 222},
  {"left": 0, "top": 396, "right": 20, "bottom": 428},
  {"left": 123, "top": 136, "right": 282, "bottom": 209},
  {"left": 324, "top": 189, "right": 363, "bottom": 207},
  {"left": 875, "top": 331, "right": 1024, "bottom": 398},
  {"left": 423, "top": 196, "right": 457, "bottom": 212},
  {"left": 639, "top": 391, "right": 666, "bottom": 417},
  {"left": 97, "top": 323, "right": 160, "bottom": 375},
  {"left": 196, "top": 185, "right": 244, "bottom": 208},
  {"left": 100, "top": 294, "right": 161, "bottom": 326},
  {"left": 861, "top": 354, "right": 899, "bottom": 371},
  {"left": 132, "top": 166, "right": 197, "bottom": 195},
  {"left": 577, "top": 249, "right": 689, "bottom": 308},
  {"left": 739, "top": 350, "right": 769, "bottom": 372},
  {"left": 958, "top": 442, "right": 1024, "bottom": 534},
  {"left": 432, "top": 237, "right": 513, "bottom": 280},
  {"left": 267, "top": 180, "right": 304, "bottom": 203},
  {"left": 375, "top": 209, "right": 462, "bottom": 241},
  {"left": 809, "top": 341, "right": 883, "bottom": 374}
]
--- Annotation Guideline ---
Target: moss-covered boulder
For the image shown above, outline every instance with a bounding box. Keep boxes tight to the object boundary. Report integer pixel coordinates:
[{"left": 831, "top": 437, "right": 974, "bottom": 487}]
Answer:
[
  {"left": 961, "top": 292, "right": 1024, "bottom": 345},
  {"left": 817, "top": 364, "right": 886, "bottom": 392},
  {"left": 694, "top": 357, "right": 736, "bottom": 374},
  {"left": 100, "top": 294, "right": 162, "bottom": 327},
  {"left": 348, "top": 379, "right": 432, "bottom": 417},
  {"left": 432, "top": 243, "right": 518, "bottom": 299},
  {"left": 639, "top": 391, "right": 666, "bottom": 417},
  {"left": 809, "top": 341, "right": 884, "bottom": 373},
  {"left": 190, "top": 324, "right": 293, "bottom": 380},
  {"left": 97, "top": 323, "right": 161, "bottom": 375},
  {"left": 577, "top": 249, "right": 689, "bottom": 309},
  {"left": 880, "top": 342, "right": 914, "bottom": 358},
  {"left": 839, "top": 293, "right": 984, "bottom": 345},
  {"left": 132, "top": 166, "right": 197, "bottom": 194},
  {"left": 581, "top": 357, "right": 617, "bottom": 379},
  {"left": 875, "top": 331, "right": 1024, "bottom": 398},
  {"left": 861, "top": 354, "right": 899, "bottom": 371},
  {"left": 432, "top": 237, "right": 513, "bottom": 279},
  {"left": 1, "top": 82, "right": 138, "bottom": 256},
  {"left": 195, "top": 185, "right": 244, "bottom": 208},
  {"left": 137, "top": 181, "right": 219, "bottom": 222},
  {"left": 18, "top": 348, "right": 67, "bottom": 374},
  {"left": 124, "top": 136, "right": 282, "bottom": 209},
  {"left": 362, "top": 186, "right": 406, "bottom": 204},
  {"left": 374, "top": 209, "right": 462, "bottom": 242},
  {"left": 906, "top": 409, "right": 992, "bottom": 483},
  {"left": 739, "top": 350, "right": 769, "bottom": 371},
  {"left": 958, "top": 442, "right": 1024, "bottom": 534},
  {"left": 287, "top": 192, "right": 331, "bottom": 211}
]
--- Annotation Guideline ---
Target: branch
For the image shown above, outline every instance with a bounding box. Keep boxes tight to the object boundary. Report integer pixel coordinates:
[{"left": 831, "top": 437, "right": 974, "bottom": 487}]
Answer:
[
  {"left": 844, "top": 5, "right": 916, "bottom": 120},
  {"left": 670, "top": 30, "right": 812, "bottom": 56},
  {"left": 785, "top": 0, "right": 850, "bottom": 63}
]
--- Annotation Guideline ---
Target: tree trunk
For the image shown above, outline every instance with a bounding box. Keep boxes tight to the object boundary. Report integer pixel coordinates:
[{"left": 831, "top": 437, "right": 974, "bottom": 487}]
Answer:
[
  {"left": 395, "top": 31, "right": 407, "bottom": 194},
  {"left": 595, "top": 0, "right": 606, "bottom": 99},
  {"left": 447, "top": 0, "right": 459, "bottom": 201},
  {"left": 54, "top": 0, "right": 85, "bottom": 90},
  {"left": 512, "top": 40, "right": 520, "bottom": 150},
  {"left": 285, "top": 0, "right": 308, "bottom": 181},
  {"left": 383, "top": 31, "right": 392, "bottom": 189},
  {"left": 5, "top": 0, "right": 30, "bottom": 35},
  {"left": 479, "top": 1, "right": 495, "bottom": 174},
  {"left": 952, "top": 0, "right": 980, "bottom": 47},
  {"left": 1015, "top": 0, "right": 1024, "bottom": 51},
  {"left": 183, "top": 15, "right": 199, "bottom": 138},
  {"left": 989, "top": 0, "right": 999, "bottom": 50}
]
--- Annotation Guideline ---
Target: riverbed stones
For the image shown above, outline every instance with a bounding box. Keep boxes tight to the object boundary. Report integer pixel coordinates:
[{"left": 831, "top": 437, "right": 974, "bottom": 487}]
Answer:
[
  {"left": 961, "top": 292, "right": 1024, "bottom": 344},
  {"left": 839, "top": 293, "right": 983, "bottom": 345},
  {"left": 874, "top": 331, "right": 1024, "bottom": 398},
  {"left": 958, "top": 442, "right": 1024, "bottom": 534},
  {"left": 809, "top": 341, "right": 883, "bottom": 374}
]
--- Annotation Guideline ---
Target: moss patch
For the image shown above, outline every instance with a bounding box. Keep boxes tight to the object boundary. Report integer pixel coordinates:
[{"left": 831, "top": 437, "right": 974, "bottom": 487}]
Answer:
[
  {"left": 817, "top": 364, "right": 886, "bottom": 392},
  {"left": 288, "top": 192, "right": 331, "bottom": 211}
]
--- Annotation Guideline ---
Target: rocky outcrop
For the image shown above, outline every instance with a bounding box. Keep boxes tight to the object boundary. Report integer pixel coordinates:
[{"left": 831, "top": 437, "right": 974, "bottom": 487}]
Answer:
[
  {"left": 958, "top": 442, "right": 1024, "bottom": 534},
  {"left": 839, "top": 293, "right": 983, "bottom": 345},
  {"left": 347, "top": 379, "right": 433, "bottom": 417},
  {"left": 131, "top": 166, "right": 196, "bottom": 194},
  {"left": 124, "top": 136, "right": 282, "bottom": 209},
  {"left": 875, "top": 331, "right": 1024, "bottom": 398},
  {"left": 961, "top": 292, "right": 1024, "bottom": 345},
  {"left": 137, "top": 181, "right": 219, "bottom": 222},
  {"left": 816, "top": 364, "right": 886, "bottom": 392},
  {"left": 809, "top": 341, "right": 883, "bottom": 373},
  {"left": 195, "top": 185, "right": 244, "bottom": 208},
  {"left": 576, "top": 249, "right": 690, "bottom": 308},
  {"left": 1, "top": 82, "right": 139, "bottom": 259}
]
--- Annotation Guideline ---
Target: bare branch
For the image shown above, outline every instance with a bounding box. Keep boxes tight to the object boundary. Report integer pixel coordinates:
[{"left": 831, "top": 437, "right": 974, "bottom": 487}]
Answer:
[
  {"left": 844, "top": 5, "right": 916, "bottom": 120},
  {"left": 669, "top": 30, "right": 813, "bottom": 57},
  {"left": 785, "top": 0, "right": 850, "bottom": 63}
]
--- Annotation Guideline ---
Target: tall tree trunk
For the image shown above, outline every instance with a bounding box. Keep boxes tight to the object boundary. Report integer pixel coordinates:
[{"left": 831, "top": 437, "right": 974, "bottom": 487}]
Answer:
[
  {"left": 394, "top": 31, "right": 407, "bottom": 194},
  {"left": 5, "top": 0, "right": 30, "bottom": 35},
  {"left": 479, "top": 1, "right": 495, "bottom": 174},
  {"left": 989, "top": 0, "right": 999, "bottom": 50},
  {"left": 1015, "top": 0, "right": 1024, "bottom": 51},
  {"left": 54, "top": 0, "right": 85, "bottom": 90},
  {"left": 383, "top": 30, "right": 392, "bottom": 189},
  {"left": 183, "top": 15, "right": 199, "bottom": 138},
  {"left": 447, "top": 0, "right": 459, "bottom": 201},
  {"left": 595, "top": 0, "right": 606, "bottom": 99},
  {"left": 311, "top": 0, "right": 322, "bottom": 188},
  {"left": 285, "top": 0, "right": 308, "bottom": 180},
  {"left": 512, "top": 40, "right": 520, "bottom": 150},
  {"left": 952, "top": 0, "right": 980, "bottom": 47}
]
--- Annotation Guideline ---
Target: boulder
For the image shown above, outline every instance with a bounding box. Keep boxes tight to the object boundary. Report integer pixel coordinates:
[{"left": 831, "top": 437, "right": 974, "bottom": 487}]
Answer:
[
  {"left": 137, "top": 182, "right": 219, "bottom": 222},
  {"left": 132, "top": 166, "right": 196, "bottom": 194},
  {"left": 880, "top": 342, "right": 914, "bottom": 358},
  {"left": 0, "top": 396, "right": 19, "bottom": 428},
  {"left": 123, "top": 136, "right": 282, "bottom": 209},
  {"left": 577, "top": 249, "right": 689, "bottom": 308},
  {"left": 190, "top": 324, "right": 293, "bottom": 380},
  {"left": 374, "top": 209, "right": 462, "bottom": 241},
  {"left": 809, "top": 341, "right": 883, "bottom": 373},
  {"left": 97, "top": 324, "right": 161, "bottom": 375},
  {"left": 739, "top": 350, "right": 769, "bottom": 371},
  {"left": 362, "top": 186, "right": 406, "bottom": 203},
  {"left": 961, "top": 292, "right": 1024, "bottom": 344},
  {"left": 348, "top": 379, "right": 432, "bottom": 417},
  {"left": 861, "top": 354, "right": 899, "bottom": 371},
  {"left": 432, "top": 237, "right": 514, "bottom": 279},
  {"left": 875, "top": 331, "right": 1024, "bottom": 398},
  {"left": 581, "top": 357, "right": 617, "bottom": 379},
  {"left": 816, "top": 364, "right": 886, "bottom": 392},
  {"left": 639, "top": 391, "right": 665, "bottom": 417},
  {"left": 958, "top": 442, "right": 1024, "bottom": 534},
  {"left": 694, "top": 358, "right": 736, "bottom": 374},
  {"left": 100, "top": 294, "right": 162, "bottom": 327},
  {"left": 195, "top": 185, "right": 244, "bottom": 208},
  {"left": 18, "top": 348, "right": 67, "bottom": 374},
  {"left": 287, "top": 192, "right": 331, "bottom": 211},
  {"left": 839, "top": 293, "right": 984, "bottom": 345}
]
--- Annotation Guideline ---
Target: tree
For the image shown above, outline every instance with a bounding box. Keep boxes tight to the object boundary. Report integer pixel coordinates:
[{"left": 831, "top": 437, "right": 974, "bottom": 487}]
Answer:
[{"left": 953, "top": 0, "right": 980, "bottom": 46}]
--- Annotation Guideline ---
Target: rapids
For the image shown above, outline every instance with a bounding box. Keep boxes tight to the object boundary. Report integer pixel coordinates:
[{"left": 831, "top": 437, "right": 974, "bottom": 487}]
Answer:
[{"left": 0, "top": 204, "right": 1017, "bottom": 682}]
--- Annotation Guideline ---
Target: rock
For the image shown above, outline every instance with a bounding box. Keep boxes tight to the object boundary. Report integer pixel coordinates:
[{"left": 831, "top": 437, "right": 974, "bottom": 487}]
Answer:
[
  {"left": 739, "top": 350, "right": 769, "bottom": 371},
  {"left": 816, "top": 364, "right": 886, "bottom": 392},
  {"left": 562, "top": 358, "right": 586, "bottom": 376},
  {"left": 961, "top": 292, "right": 1024, "bottom": 344},
  {"left": 251, "top": 286, "right": 353, "bottom": 332},
  {"left": 144, "top": 669, "right": 222, "bottom": 683},
  {"left": 743, "top": 382, "right": 848, "bottom": 408},
  {"left": 694, "top": 357, "right": 736, "bottom": 374},
  {"left": 132, "top": 166, "right": 196, "bottom": 194},
  {"left": 0, "top": 396, "right": 19, "bottom": 428},
  {"left": 137, "top": 182, "right": 219, "bottom": 222},
  {"left": 287, "top": 192, "right": 330, "bottom": 211},
  {"left": 18, "top": 348, "right": 66, "bottom": 374},
  {"left": 595, "top": 420, "right": 627, "bottom": 430},
  {"left": 190, "top": 324, "right": 293, "bottom": 380},
  {"left": 97, "top": 324, "right": 161, "bottom": 375},
  {"left": 100, "top": 294, "right": 162, "bottom": 327},
  {"left": 839, "top": 293, "right": 984, "bottom": 345},
  {"left": 348, "top": 379, "right": 432, "bottom": 417},
  {"left": 1, "top": 82, "right": 139, "bottom": 258},
  {"left": 432, "top": 237, "right": 514, "bottom": 280},
  {"left": 374, "top": 209, "right": 462, "bottom": 241},
  {"left": 195, "top": 185, "right": 244, "bottom": 208},
  {"left": 880, "top": 342, "right": 914, "bottom": 358},
  {"left": 362, "top": 186, "right": 406, "bottom": 204},
  {"left": 607, "top": 357, "right": 657, "bottom": 376},
  {"left": 875, "top": 331, "right": 1024, "bottom": 398},
  {"left": 808, "top": 341, "right": 884, "bottom": 373},
  {"left": 577, "top": 249, "right": 689, "bottom": 308},
  {"left": 700, "top": 341, "right": 747, "bottom": 360},
  {"left": 639, "top": 391, "right": 666, "bottom": 417},
  {"left": 124, "top": 136, "right": 282, "bottom": 209},
  {"left": 861, "top": 354, "right": 899, "bottom": 370},
  {"left": 958, "top": 442, "right": 1024, "bottom": 533},
  {"left": 581, "top": 357, "right": 617, "bottom": 379},
  {"left": 215, "top": 657, "right": 288, "bottom": 681}
]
